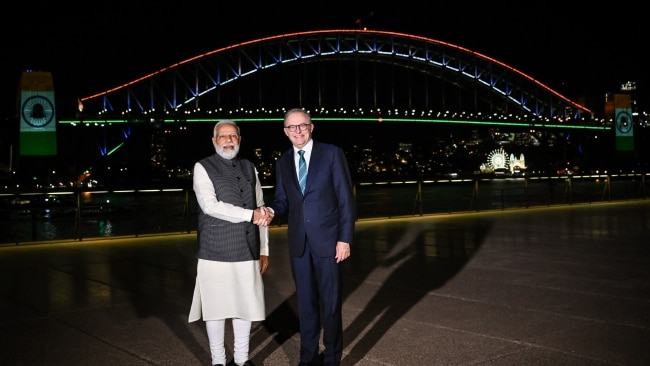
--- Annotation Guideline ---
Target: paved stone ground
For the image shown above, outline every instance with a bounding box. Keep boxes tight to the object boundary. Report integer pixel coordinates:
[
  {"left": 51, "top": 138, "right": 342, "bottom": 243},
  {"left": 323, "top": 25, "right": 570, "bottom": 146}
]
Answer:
[{"left": 1, "top": 200, "right": 649, "bottom": 365}]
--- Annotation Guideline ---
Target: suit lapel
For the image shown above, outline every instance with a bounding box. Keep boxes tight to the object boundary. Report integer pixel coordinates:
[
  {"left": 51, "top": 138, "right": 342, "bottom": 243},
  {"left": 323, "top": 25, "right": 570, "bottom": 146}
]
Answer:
[
  {"left": 284, "top": 142, "right": 322, "bottom": 194},
  {"left": 285, "top": 148, "right": 302, "bottom": 193},
  {"left": 305, "top": 142, "right": 323, "bottom": 190}
]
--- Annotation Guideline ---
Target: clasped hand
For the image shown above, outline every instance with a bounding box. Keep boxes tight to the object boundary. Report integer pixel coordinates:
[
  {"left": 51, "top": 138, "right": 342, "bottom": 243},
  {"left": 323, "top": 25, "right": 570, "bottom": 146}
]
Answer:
[{"left": 252, "top": 206, "right": 274, "bottom": 226}]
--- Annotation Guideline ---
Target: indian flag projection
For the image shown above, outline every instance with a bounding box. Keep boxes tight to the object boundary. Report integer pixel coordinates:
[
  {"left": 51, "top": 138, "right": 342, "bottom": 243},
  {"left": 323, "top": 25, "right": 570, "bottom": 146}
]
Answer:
[
  {"left": 614, "top": 93, "right": 634, "bottom": 152},
  {"left": 19, "top": 71, "right": 57, "bottom": 156}
]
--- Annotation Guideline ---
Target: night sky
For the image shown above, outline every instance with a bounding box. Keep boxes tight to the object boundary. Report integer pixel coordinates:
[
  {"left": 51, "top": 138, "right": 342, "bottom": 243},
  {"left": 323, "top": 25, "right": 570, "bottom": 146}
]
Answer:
[{"left": 1, "top": 2, "right": 648, "bottom": 119}]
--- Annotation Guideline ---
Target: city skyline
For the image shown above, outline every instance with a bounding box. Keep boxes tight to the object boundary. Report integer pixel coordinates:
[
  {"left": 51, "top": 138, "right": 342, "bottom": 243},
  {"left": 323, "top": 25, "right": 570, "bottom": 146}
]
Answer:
[{"left": 2, "top": 117, "right": 641, "bottom": 190}]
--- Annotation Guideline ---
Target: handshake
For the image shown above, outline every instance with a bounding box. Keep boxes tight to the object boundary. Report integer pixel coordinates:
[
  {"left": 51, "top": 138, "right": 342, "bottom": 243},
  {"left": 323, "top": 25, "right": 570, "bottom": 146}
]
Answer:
[{"left": 252, "top": 206, "right": 274, "bottom": 227}]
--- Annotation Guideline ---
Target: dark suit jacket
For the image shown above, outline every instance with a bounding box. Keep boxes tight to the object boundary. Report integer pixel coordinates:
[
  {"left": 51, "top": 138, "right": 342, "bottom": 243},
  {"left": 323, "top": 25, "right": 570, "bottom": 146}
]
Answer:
[{"left": 270, "top": 141, "right": 356, "bottom": 257}]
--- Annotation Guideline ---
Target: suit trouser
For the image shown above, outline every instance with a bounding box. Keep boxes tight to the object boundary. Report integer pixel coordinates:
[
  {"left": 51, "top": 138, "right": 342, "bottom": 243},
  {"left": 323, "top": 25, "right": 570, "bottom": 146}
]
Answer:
[{"left": 292, "top": 244, "right": 343, "bottom": 366}]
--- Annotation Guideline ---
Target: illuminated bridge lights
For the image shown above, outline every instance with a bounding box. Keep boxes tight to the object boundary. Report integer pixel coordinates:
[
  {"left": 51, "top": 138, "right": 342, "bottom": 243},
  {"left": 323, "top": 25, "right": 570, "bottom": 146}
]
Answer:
[
  {"left": 75, "top": 30, "right": 597, "bottom": 123},
  {"left": 60, "top": 107, "right": 609, "bottom": 131}
]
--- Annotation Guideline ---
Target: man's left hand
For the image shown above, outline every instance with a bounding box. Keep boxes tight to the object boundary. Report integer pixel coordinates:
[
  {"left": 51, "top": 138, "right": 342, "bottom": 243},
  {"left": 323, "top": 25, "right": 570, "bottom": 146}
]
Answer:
[
  {"left": 335, "top": 242, "right": 350, "bottom": 263},
  {"left": 259, "top": 255, "right": 269, "bottom": 274}
]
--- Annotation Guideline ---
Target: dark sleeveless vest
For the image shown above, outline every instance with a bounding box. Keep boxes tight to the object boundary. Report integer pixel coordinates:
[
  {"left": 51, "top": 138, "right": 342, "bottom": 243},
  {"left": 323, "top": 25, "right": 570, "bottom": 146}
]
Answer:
[{"left": 195, "top": 154, "right": 261, "bottom": 262}]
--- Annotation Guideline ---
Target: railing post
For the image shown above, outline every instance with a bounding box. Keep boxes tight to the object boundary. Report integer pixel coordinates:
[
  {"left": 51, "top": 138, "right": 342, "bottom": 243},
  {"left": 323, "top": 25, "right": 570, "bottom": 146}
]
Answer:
[
  {"left": 413, "top": 180, "right": 423, "bottom": 216},
  {"left": 524, "top": 176, "right": 530, "bottom": 208},
  {"left": 134, "top": 190, "right": 139, "bottom": 237},
  {"left": 183, "top": 188, "right": 190, "bottom": 233},
  {"left": 564, "top": 175, "right": 573, "bottom": 205},
  {"left": 75, "top": 188, "right": 82, "bottom": 241},
  {"left": 602, "top": 174, "right": 611, "bottom": 201},
  {"left": 470, "top": 177, "right": 479, "bottom": 211}
]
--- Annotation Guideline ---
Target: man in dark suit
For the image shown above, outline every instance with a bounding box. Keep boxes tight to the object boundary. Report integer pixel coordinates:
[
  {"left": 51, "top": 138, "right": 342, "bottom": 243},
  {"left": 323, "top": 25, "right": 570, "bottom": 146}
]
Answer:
[{"left": 269, "top": 108, "right": 356, "bottom": 366}]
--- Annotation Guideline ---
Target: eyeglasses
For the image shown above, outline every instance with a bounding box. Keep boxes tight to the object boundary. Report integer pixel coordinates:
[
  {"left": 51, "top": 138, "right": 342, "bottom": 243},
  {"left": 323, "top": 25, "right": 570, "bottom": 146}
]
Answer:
[
  {"left": 284, "top": 123, "right": 311, "bottom": 132},
  {"left": 216, "top": 133, "right": 240, "bottom": 140}
]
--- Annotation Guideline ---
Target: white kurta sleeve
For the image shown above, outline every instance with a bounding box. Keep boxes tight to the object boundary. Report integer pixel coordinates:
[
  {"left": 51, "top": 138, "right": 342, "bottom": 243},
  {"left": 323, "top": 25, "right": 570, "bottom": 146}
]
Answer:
[{"left": 193, "top": 161, "right": 253, "bottom": 223}]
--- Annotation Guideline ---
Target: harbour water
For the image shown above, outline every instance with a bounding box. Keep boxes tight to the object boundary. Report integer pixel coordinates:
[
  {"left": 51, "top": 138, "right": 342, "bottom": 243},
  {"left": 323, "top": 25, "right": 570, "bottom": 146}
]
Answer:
[{"left": 1, "top": 173, "right": 647, "bottom": 245}]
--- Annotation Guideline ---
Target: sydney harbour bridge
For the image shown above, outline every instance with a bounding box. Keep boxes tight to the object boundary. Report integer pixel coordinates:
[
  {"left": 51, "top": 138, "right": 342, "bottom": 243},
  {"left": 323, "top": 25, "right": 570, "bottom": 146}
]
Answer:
[
  {"left": 72, "top": 29, "right": 596, "bottom": 124},
  {"left": 48, "top": 29, "right": 638, "bottom": 186}
]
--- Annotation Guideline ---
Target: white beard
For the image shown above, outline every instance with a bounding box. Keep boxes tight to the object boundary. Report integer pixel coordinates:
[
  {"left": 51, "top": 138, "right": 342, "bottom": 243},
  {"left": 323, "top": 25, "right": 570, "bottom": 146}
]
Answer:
[{"left": 216, "top": 144, "right": 239, "bottom": 160}]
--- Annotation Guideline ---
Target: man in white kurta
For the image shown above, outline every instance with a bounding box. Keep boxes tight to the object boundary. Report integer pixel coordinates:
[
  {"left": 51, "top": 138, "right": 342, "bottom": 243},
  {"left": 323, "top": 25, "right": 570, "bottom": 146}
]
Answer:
[{"left": 189, "top": 120, "right": 272, "bottom": 366}]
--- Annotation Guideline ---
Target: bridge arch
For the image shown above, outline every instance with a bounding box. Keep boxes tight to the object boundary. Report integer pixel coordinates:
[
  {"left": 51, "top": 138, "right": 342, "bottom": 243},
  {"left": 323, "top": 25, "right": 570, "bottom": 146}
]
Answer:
[{"left": 78, "top": 29, "right": 592, "bottom": 123}]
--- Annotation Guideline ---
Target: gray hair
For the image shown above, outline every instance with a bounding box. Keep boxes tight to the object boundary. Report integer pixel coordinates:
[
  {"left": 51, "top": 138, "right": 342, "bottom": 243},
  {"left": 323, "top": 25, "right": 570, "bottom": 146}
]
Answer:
[
  {"left": 213, "top": 119, "right": 241, "bottom": 137},
  {"left": 283, "top": 108, "right": 311, "bottom": 123}
]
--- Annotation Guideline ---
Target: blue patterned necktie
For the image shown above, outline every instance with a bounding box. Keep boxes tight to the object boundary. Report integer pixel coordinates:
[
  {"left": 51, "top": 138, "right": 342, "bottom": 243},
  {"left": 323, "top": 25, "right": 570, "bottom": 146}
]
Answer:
[{"left": 298, "top": 150, "right": 307, "bottom": 194}]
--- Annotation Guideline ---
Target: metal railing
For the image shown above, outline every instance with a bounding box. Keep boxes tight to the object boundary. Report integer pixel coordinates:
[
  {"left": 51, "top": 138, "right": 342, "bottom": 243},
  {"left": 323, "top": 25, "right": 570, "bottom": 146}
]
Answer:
[{"left": 1, "top": 173, "right": 647, "bottom": 245}]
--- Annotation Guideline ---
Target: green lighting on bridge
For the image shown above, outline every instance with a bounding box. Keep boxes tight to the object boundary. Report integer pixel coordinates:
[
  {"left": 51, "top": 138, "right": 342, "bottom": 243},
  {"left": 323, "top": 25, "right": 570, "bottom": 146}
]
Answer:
[{"left": 58, "top": 117, "right": 607, "bottom": 130}]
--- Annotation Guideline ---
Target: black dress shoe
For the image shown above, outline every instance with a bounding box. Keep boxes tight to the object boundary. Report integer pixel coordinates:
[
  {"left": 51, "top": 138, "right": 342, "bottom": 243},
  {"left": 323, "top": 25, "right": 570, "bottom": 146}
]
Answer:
[{"left": 297, "top": 361, "right": 322, "bottom": 366}]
